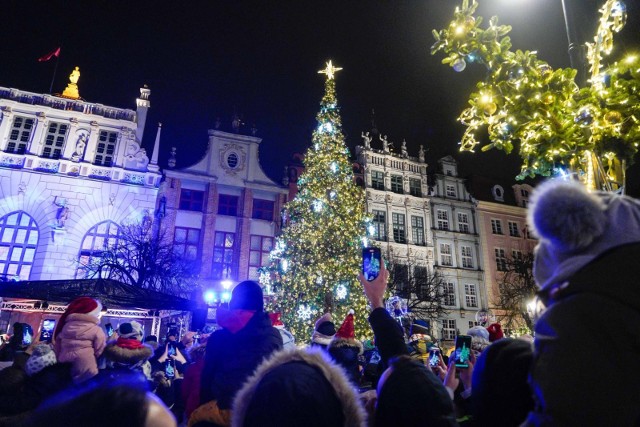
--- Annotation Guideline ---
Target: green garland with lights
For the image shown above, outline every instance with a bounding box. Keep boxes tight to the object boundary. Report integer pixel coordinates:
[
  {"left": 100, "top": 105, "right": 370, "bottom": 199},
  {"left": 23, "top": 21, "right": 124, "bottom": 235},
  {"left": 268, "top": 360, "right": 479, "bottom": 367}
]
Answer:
[
  {"left": 432, "top": 0, "right": 639, "bottom": 189},
  {"left": 263, "top": 61, "right": 373, "bottom": 341}
]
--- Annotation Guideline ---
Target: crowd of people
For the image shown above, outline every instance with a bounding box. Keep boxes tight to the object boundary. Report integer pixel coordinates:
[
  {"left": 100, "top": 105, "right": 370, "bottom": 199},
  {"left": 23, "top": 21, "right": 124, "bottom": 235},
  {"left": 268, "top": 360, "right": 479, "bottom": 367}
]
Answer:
[{"left": 0, "top": 178, "right": 638, "bottom": 426}]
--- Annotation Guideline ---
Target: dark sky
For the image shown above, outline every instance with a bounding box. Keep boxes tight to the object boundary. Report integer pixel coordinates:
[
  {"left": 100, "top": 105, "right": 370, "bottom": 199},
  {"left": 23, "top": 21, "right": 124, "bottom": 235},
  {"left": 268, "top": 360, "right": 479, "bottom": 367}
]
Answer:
[{"left": 1, "top": 1, "right": 637, "bottom": 189}]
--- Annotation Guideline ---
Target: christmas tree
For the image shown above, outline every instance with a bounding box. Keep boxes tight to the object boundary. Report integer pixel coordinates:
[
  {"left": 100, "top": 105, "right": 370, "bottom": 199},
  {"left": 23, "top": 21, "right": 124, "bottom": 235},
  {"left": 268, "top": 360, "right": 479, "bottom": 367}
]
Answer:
[{"left": 265, "top": 61, "right": 373, "bottom": 341}]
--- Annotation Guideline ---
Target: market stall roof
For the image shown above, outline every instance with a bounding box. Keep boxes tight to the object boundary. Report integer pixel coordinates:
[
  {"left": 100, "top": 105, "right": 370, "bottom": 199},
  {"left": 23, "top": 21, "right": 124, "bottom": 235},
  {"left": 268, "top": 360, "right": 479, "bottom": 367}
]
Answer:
[{"left": 0, "top": 279, "right": 199, "bottom": 311}]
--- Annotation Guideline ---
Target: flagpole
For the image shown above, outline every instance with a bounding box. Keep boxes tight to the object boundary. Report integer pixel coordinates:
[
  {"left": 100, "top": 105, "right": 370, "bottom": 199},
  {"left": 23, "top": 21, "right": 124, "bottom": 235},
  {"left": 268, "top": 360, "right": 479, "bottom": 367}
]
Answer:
[{"left": 48, "top": 48, "right": 61, "bottom": 95}]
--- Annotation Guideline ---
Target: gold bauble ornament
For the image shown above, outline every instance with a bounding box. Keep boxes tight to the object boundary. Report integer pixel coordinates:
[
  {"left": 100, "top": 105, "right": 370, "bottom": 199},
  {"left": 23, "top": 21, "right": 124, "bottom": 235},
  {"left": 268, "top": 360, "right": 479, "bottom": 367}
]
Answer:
[
  {"left": 604, "top": 110, "right": 622, "bottom": 124},
  {"left": 483, "top": 102, "right": 498, "bottom": 116},
  {"left": 542, "top": 92, "right": 554, "bottom": 105}
]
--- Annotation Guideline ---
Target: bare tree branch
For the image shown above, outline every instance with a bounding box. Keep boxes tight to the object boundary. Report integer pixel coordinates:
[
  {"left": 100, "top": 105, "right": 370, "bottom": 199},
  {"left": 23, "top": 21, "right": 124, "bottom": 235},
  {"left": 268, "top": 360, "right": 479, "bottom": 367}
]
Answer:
[{"left": 494, "top": 251, "right": 537, "bottom": 332}]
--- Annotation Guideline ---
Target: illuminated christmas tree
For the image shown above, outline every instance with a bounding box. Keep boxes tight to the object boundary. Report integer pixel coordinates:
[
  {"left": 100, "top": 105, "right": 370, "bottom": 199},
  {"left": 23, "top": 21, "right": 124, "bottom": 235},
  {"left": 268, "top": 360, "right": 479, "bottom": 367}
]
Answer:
[
  {"left": 265, "top": 61, "right": 372, "bottom": 341},
  {"left": 431, "top": 0, "right": 639, "bottom": 191}
]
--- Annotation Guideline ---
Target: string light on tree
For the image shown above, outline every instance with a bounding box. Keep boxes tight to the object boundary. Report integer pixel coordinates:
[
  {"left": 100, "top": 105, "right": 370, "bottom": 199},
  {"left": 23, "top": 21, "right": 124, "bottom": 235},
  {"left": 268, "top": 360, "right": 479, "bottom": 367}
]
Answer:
[
  {"left": 336, "top": 284, "right": 348, "bottom": 300},
  {"left": 431, "top": 0, "right": 638, "bottom": 192},
  {"left": 297, "top": 304, "right": 315, "bottom": 320}
]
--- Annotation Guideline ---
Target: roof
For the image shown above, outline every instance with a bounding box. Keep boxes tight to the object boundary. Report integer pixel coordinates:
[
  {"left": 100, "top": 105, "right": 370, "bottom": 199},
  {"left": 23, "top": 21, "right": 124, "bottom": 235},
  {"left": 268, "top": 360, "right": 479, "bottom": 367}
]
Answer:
[{"left": 0, "top": 279, "right": 198, "bottom": 311}]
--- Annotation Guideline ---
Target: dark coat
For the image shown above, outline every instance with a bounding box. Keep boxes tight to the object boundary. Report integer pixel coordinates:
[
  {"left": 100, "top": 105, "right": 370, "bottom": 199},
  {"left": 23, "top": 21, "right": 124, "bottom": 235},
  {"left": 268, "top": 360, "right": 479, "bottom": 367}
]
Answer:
[
  {"left": 525, "top": 243, "right": 640, "bottom": 426},
  {"left": 368, "top": 307, "right": 408, "bottom": 367},
  {"left": 200, "top": 311, "right": 282, "bottom": 409}
]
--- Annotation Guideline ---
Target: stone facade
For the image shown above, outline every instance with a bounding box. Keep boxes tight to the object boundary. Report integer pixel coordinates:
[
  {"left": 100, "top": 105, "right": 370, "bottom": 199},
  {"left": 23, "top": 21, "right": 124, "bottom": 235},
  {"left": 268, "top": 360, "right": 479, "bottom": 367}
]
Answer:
[
  {"left": 160, "top": 129, "right": 288, "bottom": 300},
  {"left": 0, "top": 85, "right": 161, "bottom": 281}
]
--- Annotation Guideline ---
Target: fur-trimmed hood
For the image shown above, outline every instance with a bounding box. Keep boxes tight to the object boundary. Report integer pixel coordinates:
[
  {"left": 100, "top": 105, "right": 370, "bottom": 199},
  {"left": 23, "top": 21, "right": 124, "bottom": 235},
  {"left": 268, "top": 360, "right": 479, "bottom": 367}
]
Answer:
[
  {"left": 328, "top": 336, "right": 364, "bottom": 355},
  {"left": 103, "top": 341, "right": 153, "bottom": 365},
  {"left": 232, "top": 347, "right": 367, "bottom": 427}
]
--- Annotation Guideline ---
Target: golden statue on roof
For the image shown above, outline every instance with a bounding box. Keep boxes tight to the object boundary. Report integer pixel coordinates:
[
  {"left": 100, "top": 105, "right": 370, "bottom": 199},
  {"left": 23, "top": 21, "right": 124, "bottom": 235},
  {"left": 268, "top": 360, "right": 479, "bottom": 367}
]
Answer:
[{"left": 61, "top": 66, "right": 81, "bottom": 99}]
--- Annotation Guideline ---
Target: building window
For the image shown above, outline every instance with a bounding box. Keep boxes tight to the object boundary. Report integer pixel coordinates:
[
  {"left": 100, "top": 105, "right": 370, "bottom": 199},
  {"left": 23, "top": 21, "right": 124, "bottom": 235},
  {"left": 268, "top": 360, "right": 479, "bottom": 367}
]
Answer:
[
  {"left": 213, "top": 231, "right": 235, "bottom": 280},
  {"left": 437, "top": 210, "right": 449, "bottom": 230},
  {"left": 442, "top": 283, "right": 456, "bottom": 306},
  {"left": 442, "top": 319, "right": 457, "bottom": 340},
  {"left": 0, "top": 212, "right": 38, "bottom": 280},
  {"left": 495, "top": 248, "right": 507, "bottom": 271},
  {"left": 508, "top": 221, "right": 520, "bottom": 237},
  {"left": 372, "top": 210, "right": 387, "bottom": 241},
  {"left": 174, "top": 227, "right": 200, "bottom": 260},
  {"left": 461, "top": 245, "right": 474, "bottom": 269},
  {"left": 440, "top": 243, "right": 453, "bottom": 266},
  {"left": 94, "top": 130, "right": 118, "bottom": 166},
  {"left": 391, "top": 175, "right": 403, "bottom": 194},
  {"left": 371, "top": 171, "right": 385, "bottom": 190},
  {"left": 522, "top": 200, "right": 528, "bottom": 208},
  {"left": 42, "top": 122, "right": 68, "bottom": 159},
  {"left": 227, "top": 152, "right": 239, "bottom": 169},
  {"left": 409, "top": 178, "right": 422, "bottom": 197},
  {"left": 6, "top": 116, "right": 34, "bottom": 154},
  {"left": 77, "top": 221, "right": 122, "bottom": 278},
  {"left": 252, "top": 199, "right": 274, "bottom": 221},
  {"left": 491, "top": 219, "right": 503, "bottom": 235},
  {"left": 458, "top": 212, "right": 470, "bottom": 233},
  {"left": 179, "top": 189, "right": 204, "bottom": 212},
  {"left": 446, "top": 184, "right": 456, "bottom": 197},
  {"left": 465, "top": 284, "right": 478, "bottom": 307},
  {"left": 249, "top": 235, "right": 273, "bottom": 280},
  {"left": 512, "top": 250, "right": 523, "bottom": 261},
  {"left": 521, "top": 189, "right": 529, "bottom": 198},
  {"left": 392, "top": 213, "right": 406, "bottom": 244},
  {"left": 218, "top": 194, "right": 239, "bottom": 216},
  {"left": 411, "top": 216, "right": 425, "bottom": 245}
]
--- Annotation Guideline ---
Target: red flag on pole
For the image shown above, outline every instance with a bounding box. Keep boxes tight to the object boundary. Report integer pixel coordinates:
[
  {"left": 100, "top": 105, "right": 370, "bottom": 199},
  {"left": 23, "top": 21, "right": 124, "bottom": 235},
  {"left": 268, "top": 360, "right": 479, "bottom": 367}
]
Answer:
[{"left": 38, "top": 47, "right": 61, "bottom": 62}]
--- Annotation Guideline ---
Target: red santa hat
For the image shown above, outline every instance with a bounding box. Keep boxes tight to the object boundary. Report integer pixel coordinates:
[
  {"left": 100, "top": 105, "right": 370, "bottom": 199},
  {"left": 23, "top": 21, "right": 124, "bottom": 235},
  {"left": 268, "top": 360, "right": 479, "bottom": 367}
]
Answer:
[
  {"left": 268, "top": 312, "right": 285, "bottom": 329},
  {"left": 54, "top": 297, "right": 102, "bottom": 339},
  {"left": 329, "top": 310, "right": 363, "bottom": 354},
  {"left": 487, "top": 322, "right": 504, "bottom": 342}
]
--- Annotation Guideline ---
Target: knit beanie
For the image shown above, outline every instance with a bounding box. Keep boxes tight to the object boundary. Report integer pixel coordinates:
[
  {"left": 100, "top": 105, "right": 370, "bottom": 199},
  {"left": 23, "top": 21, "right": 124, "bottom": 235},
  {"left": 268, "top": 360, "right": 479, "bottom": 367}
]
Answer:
[
  {"left": 229, "top": 281, "right": 264, "bottom": 312},
  {"left": 118, "top": 321, "right": 144, "bottom": 340},
  {"left": 25, "top": 344, "right": 57, "bottom": 376},
  {"left": 487, "top": 323, "right": 504, "bottom": 342},
  {"left": 54, "top": 297, "right": 102, "bottom": 339},
  {"left": 467, "top": 325, "right": 490, "bottom": 341}
]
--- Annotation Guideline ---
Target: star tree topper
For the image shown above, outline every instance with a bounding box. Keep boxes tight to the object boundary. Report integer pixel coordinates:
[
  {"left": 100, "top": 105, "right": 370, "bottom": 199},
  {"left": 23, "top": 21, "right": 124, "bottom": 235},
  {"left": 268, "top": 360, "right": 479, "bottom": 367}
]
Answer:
[{"left": 318, "top": 60, "right": 343, "bottom": 80}]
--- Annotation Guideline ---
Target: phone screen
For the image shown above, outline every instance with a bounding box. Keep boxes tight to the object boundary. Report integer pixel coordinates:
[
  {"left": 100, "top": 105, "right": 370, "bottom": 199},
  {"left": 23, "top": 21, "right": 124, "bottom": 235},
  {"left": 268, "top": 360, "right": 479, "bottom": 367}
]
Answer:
[
  {"left": 165, "top": 361, "right": 175, "bottom": 378},
  {"left": 362, "top": 247, "right": 382, "bottom": 281},
  {"left": 22, "top": 324, "right": 33, "bottom": 346},
  {"left": 429, "top": 349, "right": 440, "bottom": 367},
  {"left": 167, "top": 342, "right": 177, "bottom": 357},
  {"left": 105, "top": 323, "right": 114, "bottom": 338},
  {"left": 454, "top": 335, "right": 472, "bottom": 368},
  {"left": 40, "top": 319, "right": 56, "bottom": 342}
]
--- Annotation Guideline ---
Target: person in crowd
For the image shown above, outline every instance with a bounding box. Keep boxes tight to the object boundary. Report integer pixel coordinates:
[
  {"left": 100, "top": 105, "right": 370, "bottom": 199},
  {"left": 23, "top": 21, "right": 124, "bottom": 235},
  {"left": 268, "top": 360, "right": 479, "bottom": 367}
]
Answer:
[
  {"left": 193, "top": 281, "right": 282, "bottom": 427},
  {"left": 22, "top": 377, "right": 176, "bottom": 427},
  {"left": 268, "top": 312, "right": 296, "bottom": 350},
  {"left": 472, "top": 338, "right": 534, "bottom": 426},
  {"left": 485, "top": 323, "right": 504, "bottom": 343},
  {"left": 0, "top": 322, "right": 32, "bottom": 363},
  {"left": 407, "top": 321, "right": 433, "bottom": 365},
  {"left": 182, "top": 343, "right": 207, "bottom": 421},
  {"left": 358, "top": 262, "right": 457, "bottom": 426},
  {"left": 103, "top": 321, "right": 155, "bottom": 381},
  {"left": 524, "top": 178, "right": 640, "bottom": 425},
  {"left": 467, "top": 326, "right": 490, "bottom": 354},
  {"left": 0, "top": 364, "right": 28, "bottom": 425},
  {"left": 310, "top": 312, "right": 336, "bottom": 349},
  {"left": 232, "top": 347, "right": 367, "bottom": 427},
  {"left": 144, "top": 335, "right": 159, "bottom": 351},
  {"left": 53, "top": 296, "right": 106, "bottom": 384},
  {"left": 327, "top": 309, "right": 363, "bottom": 386}
]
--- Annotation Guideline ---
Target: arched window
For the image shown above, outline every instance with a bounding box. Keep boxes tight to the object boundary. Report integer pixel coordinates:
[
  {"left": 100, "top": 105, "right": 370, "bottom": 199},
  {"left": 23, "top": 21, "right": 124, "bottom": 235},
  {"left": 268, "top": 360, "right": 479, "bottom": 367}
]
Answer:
[
  {"left": 0, "top": 211, "right": 39, "bottom": 280},
  {"left": 76, "top": 221, "right": 122, "bottom": 278}
]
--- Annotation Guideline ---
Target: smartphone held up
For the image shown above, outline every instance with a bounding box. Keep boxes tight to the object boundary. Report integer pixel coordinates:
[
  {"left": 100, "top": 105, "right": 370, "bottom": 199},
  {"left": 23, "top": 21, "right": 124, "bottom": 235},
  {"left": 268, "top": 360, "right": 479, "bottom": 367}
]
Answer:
[
  {"left": 454, "top": 335, "right": 472, "bottom": 369},
  {"left": 362, "top": 247, "right": 382, "bottom": 281}
]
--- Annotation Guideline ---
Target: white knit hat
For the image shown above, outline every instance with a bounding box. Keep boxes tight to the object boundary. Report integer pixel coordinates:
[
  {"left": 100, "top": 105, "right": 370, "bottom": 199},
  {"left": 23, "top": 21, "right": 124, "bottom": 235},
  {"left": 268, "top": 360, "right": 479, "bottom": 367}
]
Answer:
[{"left": 26, "top": 344, "right": 57, "bottom": 376}]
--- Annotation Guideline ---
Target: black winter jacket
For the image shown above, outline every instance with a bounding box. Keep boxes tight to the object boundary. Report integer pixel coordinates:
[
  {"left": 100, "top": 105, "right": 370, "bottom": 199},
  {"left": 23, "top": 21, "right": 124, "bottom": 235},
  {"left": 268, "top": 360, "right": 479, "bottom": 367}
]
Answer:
[
  {"left": 525, "top": 242, "right": 640, "bottom": 426},
  {"left": 200, "top": 311, "right": 282, "bottom": 409}
]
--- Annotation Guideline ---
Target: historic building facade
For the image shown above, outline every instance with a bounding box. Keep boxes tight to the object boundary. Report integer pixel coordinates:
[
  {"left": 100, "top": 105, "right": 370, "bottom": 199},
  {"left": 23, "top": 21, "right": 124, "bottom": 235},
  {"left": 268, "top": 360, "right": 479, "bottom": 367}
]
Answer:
[
  {"left": 429, "top": 156, "right": 487, "bottom": 341},
  {"left": 159, "top": 128, "right": 288, "bottom": 302},
  {"left": 0, "top": 73, "right": 161, "bottom": 282},
  {"left": 467, "top": 176, "right": 536, "bottom": 333}
]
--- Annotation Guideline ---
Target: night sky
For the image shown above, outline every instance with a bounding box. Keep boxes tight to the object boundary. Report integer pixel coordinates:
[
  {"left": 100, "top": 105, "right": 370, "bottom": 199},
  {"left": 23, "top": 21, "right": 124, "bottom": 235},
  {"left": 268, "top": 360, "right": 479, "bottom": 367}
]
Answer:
[{"left": 1, "top": 1, "right": 638, "bottom": 191}]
